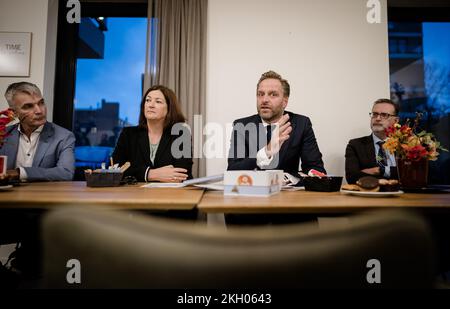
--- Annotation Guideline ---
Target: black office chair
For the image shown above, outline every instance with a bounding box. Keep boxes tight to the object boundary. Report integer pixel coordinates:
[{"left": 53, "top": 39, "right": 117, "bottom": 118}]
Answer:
[{"left": 42, "top": 207, "right": 436, "bottom": 288}]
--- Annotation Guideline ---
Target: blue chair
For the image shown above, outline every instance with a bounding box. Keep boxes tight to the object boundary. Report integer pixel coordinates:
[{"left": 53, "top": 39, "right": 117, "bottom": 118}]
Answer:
[{"left": 74, "top": 146, "right": 113, "bottom": 180}]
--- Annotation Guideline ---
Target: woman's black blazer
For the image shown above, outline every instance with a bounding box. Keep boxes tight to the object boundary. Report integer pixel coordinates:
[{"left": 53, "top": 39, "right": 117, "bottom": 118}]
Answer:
[{"left": 112, "top": 125, "right": 193, "bottom": 181}]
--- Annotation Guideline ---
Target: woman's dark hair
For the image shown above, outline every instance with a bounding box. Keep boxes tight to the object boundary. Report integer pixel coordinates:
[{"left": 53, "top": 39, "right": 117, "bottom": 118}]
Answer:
[{"left": 138, "top": 85, "right": 186, "bottom": 129}]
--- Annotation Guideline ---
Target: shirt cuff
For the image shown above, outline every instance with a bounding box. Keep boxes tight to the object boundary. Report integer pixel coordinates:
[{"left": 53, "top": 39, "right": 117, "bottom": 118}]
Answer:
[
  {"left": 19, "top": 167, "right": 27, "bottom": 181},
  {"left": 144, "top": 167, "right": 151, "bottom": 182},
  {"left": 256, "top": 147, "right": 274, "bottom": 169}
]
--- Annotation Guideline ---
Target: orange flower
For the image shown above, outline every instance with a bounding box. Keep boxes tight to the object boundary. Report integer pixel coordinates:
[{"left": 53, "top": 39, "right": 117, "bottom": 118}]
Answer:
[
  {"left": 384, "top": 115, "right": 448, "bottom": 162},
  {"left": 384, "top": 137, "right": 398, "bottom": 153}
]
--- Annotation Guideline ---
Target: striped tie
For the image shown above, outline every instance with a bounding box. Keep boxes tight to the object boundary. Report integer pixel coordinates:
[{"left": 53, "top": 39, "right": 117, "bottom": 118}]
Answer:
[{"left": 377, "top": 141, "right": 387, "bottom": 166}]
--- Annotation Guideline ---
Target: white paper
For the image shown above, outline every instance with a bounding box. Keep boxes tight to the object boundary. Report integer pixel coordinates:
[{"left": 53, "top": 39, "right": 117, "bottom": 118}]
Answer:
[
  {"left": 141, "top": 183, "right": 186, "bottom": 188},
  {"left": 141, "top": 174, "right": 224, "bottom": 189},
  {"left": 281, "top": 186, "right": 305, "bottom": 191},
  {"left": 182, "top": 174, "right": 223, "bottom": 186},
  {"left": 194, "top": 183, "right": 224, "bottom": 191}
]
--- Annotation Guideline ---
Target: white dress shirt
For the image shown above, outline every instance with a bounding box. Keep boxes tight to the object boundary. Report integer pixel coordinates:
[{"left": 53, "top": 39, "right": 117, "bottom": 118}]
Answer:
[
  {"left": 256, "top": 119, "right": 276, "bottom": 169},
  {"left": 15, "top": 125, "right": 44, "bottom": 181}
]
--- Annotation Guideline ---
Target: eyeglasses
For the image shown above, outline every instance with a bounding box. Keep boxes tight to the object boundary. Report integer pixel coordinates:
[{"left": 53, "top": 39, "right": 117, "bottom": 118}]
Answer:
[{"left": 369, "top": 112, "right": 396, "bottom": 120}]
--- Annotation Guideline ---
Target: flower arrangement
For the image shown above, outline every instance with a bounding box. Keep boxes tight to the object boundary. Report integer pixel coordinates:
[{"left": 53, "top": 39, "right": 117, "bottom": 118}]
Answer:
[
  {"left": 383, "top": 113, "right": 448, "bottom": 162},
  {"left": 0, "top": 108, "right": 15, "bottom": 147}
]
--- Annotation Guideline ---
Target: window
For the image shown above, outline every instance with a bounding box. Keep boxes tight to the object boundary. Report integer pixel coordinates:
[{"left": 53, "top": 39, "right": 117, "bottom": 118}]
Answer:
[
  {"left": 388, "top": 15, "right": 450, "bottom": 184},
  {"left": 74, "top": 17, "right": 147, "bottom": 148},
  {"left": 53, "top": 3, "right": 148, "bottom": 179}
]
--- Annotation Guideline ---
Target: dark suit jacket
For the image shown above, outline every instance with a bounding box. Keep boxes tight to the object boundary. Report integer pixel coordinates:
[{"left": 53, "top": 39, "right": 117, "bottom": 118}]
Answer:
[
  {"left": 227, "top": 111, "right": 325, "bottom": 176},
  {"left": 345, "top": 135, "right": 398, "bottom": 184},
  {"left": 112, "top": 126, "right": 193, "bottom": 182}
]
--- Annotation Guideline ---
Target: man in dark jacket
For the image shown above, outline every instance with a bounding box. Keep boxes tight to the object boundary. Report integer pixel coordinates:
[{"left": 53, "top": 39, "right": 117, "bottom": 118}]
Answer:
[
  {"left": 226, "top": 71, "right": 325, "bottom": 225},
  {"left": 227, "top": 70, "right": 325, "bottom": 177},
  {"left": 345, "top": 98, "right": 399, "bottom": 184}
]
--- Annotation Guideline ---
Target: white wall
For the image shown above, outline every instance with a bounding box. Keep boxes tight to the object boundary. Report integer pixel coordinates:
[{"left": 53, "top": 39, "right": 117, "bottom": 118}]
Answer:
[
  {"left": 206, "top": 0, "right": 390, "bottom": 178},
  {"left": 0, "top": 0, "right": 57, "bottom": 121},
  {"left": 0, "top": 0, "right": 390, "bottom": 179}
]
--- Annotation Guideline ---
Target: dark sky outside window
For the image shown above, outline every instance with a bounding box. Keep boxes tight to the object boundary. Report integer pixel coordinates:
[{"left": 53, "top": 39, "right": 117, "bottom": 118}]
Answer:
[
  {"left": 390, "top": 22, "right": 450, "bottom": 184},
  {"left": 74, "top": 18, "right": 147, "bottom": 125},
  {"left": 423, "top": 22, "right": 450, "bottom": 114}
]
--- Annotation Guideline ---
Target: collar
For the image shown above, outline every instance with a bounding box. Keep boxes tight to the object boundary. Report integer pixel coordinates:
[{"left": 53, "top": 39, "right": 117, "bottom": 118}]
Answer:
[
  {"left": 372, "top": 133, "right": 387, "bottom": 144},
  {"left": 18, "top": 124, "right": 45, "bottom": 135},
  {"left": 260, "top": 117, "right": 283, "bottom": 127}
]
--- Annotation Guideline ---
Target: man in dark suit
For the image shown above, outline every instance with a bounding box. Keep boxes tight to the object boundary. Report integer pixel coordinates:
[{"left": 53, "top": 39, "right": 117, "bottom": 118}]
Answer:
[
  {"left": 226, "top": 71, "right": 325, "bottom": 225},
  {"left": 227, "top": 70, "right": 325, "bottom": 177},
  {"left": 345, "top": 98, "right": 400, "bottom": 184}
]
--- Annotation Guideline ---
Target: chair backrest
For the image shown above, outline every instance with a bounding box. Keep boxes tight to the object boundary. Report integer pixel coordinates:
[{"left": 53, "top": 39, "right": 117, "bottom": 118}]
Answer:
[
  {"left": 74, "top": 146, "right": 113, "bottom": 168},
  {"left": 43, "top": 207, "right": 435, "bottom": 288}
]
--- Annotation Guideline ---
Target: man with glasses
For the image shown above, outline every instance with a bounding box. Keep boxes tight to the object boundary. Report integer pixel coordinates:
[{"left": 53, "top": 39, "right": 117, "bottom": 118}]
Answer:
[{"left": 345, "top": 98, "right": 400, "bottom": 184}]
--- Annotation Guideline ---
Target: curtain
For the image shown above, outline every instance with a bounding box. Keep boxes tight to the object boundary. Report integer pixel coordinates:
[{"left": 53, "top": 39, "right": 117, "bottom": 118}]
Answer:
[{"left": 144, "top": 0, "right": 207, "bottom": 178}]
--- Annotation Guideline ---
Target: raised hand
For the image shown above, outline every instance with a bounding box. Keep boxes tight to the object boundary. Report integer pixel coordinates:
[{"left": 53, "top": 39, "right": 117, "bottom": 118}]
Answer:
[{"left": 265, "top": 113, "right": 292, "bottom": 158}]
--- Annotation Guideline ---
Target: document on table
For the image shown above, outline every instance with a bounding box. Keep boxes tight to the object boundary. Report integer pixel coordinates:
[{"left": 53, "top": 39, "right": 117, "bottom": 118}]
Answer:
[
  {"left": 141, "top": 174, "right": 224, "bottom": 188},
  {"left": 194, "top": 183, "right": 224, "bottom": 191}
]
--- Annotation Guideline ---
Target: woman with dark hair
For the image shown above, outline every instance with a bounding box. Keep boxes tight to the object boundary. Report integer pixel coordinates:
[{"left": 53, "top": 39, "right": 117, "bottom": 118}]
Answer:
[{"left": 112, "top": 85, "right": 192, "bottom": 182}]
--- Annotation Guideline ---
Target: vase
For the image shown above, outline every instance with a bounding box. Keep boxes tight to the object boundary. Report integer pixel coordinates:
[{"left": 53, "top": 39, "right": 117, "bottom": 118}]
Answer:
[{"left": 396, "top": 157, "right": 428, "bottom": 190}]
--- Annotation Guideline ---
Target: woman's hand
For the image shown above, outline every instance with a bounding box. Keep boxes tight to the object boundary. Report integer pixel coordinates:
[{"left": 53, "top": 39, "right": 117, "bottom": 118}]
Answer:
[{"left": 147, "top": 165, "right": 189, "bottom": 183}]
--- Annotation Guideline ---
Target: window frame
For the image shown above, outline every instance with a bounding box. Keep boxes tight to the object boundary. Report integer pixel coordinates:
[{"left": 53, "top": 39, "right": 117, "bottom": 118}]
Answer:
[{"left": 53, "top": 2, "right": 148, "bottom": 131}]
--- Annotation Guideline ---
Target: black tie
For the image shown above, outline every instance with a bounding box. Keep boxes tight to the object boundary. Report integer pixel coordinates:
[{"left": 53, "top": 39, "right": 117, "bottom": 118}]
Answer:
[
  {"left": 266, "top": 125, "right": 273, "bottom": 145},
  {"left": 377, "top": 141, "right": 387, "bottom": 166}
]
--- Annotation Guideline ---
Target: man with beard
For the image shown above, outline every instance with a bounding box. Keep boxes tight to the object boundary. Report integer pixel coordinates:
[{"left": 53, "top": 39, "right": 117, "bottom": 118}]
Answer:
[
  {"left": 226, "top": 71, "right": 325, "bottom": 225},
  {"left": 227, "top": 70, "right": 325, "bottom": 177},
  {"left": 345, "top": 98, "right": 399, "bottom": 184}
]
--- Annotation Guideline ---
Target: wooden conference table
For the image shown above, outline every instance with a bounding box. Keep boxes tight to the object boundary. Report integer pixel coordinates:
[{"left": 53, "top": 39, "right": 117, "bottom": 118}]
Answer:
[
  {"left": 197, "top": 189, "right": 450, "bottom": 215},
  {"left": 0, "top": 181, "right": 204, "bottom": 210},
  {"left": 0, "top": 182, "right": 449, "bottom": 215}
]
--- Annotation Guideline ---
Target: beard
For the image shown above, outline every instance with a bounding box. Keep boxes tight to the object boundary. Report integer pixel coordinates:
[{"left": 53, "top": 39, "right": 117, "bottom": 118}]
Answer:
[
  {"left": 371, "top": 123, "right": 387, "bottom": 137},
  {"left": 258, "top": 107, "right": 283, "bottom": 123},
  {"left": 371, "top": 123, "right": 384, "bottom": 130}
]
